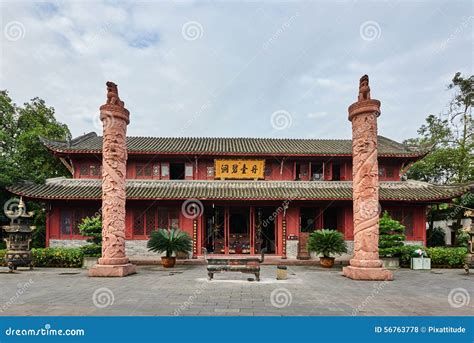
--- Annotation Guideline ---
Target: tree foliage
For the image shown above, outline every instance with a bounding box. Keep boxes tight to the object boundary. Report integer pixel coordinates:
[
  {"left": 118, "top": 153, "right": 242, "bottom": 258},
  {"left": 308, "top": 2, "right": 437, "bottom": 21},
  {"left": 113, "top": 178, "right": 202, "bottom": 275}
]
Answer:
[
  {"left": 0, "top": 90, "right": 71, "bottom": 246},
  {"left": 405, "top": 72, "right": 473, "bottom": 184},
  {"left": 379, "top": 211, "right": 406, "bottom": 257}
]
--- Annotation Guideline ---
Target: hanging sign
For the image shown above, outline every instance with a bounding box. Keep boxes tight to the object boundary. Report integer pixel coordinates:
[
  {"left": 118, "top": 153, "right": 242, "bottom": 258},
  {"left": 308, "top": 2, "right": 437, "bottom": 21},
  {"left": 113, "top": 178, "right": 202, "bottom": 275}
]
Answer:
[{"left": 214, "top": 159, "right": 265, "bottom": 180}]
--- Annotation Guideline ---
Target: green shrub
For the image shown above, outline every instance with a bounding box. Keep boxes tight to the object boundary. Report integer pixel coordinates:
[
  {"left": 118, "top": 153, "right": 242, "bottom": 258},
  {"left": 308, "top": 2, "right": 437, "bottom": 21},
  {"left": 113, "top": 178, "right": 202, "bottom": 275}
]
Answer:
[
  {"left": 427, "top": 227, "right": 446, "bottom": 247},
  {"left": 31, "top": 248, "right": 83, "bottom": 268},
  {"left": 456, "top": 229, "right": 470, "bottom": 248},
  {"left": 0, "top": 248, "right": 83, "bottom": 268},
  {"left": 78, "top": 215, "right": 102, "bottom": 257},
  {"left": 379, "top": 211, "right": 406, "bottom": 257},
  {"left": 307, "top": 229, "right": 347, "bottom": 258},
  {"left": 0, "top": 249, "right": 6, "bottom": 266},
  {"left": 80, "top": 243, "right": 101, "bottom": 257},
  {"left": 426, "top": 247, "right": 467, "bottom": 267}
]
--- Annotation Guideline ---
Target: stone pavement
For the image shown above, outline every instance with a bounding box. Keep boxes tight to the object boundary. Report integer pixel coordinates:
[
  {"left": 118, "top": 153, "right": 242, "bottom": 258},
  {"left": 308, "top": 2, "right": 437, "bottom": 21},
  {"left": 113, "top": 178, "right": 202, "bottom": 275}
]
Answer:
[{"left": 0, "top": 265, "right": 472, "bottom": 316}]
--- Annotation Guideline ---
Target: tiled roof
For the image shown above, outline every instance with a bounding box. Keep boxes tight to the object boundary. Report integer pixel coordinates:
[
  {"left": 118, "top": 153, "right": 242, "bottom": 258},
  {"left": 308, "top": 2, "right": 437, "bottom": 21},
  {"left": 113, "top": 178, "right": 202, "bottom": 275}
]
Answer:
[
  {"left": 8, "top": 178, "right": 472, "bottom": 202},
  {"left": 40, "top": 132, "right": 424, "bottom": 157}
]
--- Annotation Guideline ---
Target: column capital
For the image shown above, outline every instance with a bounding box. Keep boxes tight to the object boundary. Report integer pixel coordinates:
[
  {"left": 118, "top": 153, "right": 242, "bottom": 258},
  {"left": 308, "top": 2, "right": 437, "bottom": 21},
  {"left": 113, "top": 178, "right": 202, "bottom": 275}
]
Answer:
[{"left": 348, "top": 74, "right": 381, "bottom": 121}]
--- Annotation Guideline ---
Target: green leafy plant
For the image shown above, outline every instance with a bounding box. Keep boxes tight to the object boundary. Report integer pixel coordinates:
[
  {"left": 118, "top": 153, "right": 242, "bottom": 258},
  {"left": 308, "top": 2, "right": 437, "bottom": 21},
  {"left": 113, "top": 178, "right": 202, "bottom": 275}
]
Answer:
[
  {"left": 32, "top": 248, "right": 84, "bottom": 267},
  {"left": 78, "top": 215, "right": 102, "bottom": 257},
  {"left": 456, "top": 229, "right": 470, "bottom": 248},
  {"left": 379, "top": 211, "right": 406, "bottom": 257},
  {"left": 147, "top": 228, "right": 192, "bottom": 258},
  {"left": 397, "top": 245, "right": 468, "bottom": 268},
  {"left": 306, "top": 229, "right": 347, "bottom": 258},
  {"left": 426, "top": 247, "right": 468, "bottom": 267},
  {"left": 1, "top": 248, "right": 84, "bottom": 268}
]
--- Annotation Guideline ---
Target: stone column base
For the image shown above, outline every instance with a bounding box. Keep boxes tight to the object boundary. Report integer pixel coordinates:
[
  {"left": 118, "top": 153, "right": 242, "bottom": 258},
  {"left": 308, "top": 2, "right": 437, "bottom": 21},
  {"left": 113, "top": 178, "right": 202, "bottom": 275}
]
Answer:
[
  {"left": 342, "top": 265, "right": 393, "bottom": 281},
  {"left": 88, "top": 263, "right": 136, "bottom": 277}
]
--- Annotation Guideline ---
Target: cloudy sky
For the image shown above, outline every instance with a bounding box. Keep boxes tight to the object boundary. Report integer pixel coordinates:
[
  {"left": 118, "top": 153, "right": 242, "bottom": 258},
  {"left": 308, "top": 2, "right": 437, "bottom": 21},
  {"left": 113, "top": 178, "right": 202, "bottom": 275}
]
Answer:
[{"left": 1, "top": 0, "right": 472, "bottom": 141}]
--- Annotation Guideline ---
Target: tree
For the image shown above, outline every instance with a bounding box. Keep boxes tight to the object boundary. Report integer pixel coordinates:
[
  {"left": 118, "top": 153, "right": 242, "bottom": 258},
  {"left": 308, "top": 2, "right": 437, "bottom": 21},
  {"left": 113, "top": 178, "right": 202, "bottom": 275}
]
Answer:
[
  {"left": 78, "top": 215, "right": 102, "bottom": 257},
  {"left": 405, "top": 72, "right": 473, "bottom": 184},
  {"left": 379, "top": 211, "right": 406, "bottom": 257},
  {"left": 404, "top": 73, "right": 473, "bottom": 245},
  {"left": 0, "top": 90, "right": 71, "bottom": 247}
]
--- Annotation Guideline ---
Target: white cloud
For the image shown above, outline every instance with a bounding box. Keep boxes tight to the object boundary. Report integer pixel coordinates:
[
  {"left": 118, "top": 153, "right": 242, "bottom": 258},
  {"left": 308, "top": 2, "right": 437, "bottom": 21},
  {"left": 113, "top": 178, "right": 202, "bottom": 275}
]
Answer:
[{"left": 0, "top": 0, "right": 471, "bottom": 142}]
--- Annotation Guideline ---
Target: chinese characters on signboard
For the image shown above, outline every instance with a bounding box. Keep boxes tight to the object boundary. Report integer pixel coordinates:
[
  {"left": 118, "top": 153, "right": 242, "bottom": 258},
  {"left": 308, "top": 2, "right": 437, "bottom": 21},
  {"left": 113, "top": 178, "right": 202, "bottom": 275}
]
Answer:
[{"left": 214, "top": 160, "right": 265, "bottom": 179}]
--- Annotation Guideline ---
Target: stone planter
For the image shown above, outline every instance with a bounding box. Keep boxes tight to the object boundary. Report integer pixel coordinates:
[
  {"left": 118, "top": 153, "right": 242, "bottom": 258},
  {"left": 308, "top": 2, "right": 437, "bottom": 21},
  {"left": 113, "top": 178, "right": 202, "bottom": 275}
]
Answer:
[
  {"left": 319, "top": 257, "right": 335, "bottom": 268},
  {"left": 161, "top": 256, "right": 176, "bottom": 268},
  {"left": 83, "top": 257, "right": 98, "bottom": 269},
  {"left": 381, "top": 257, "right": 400, "bottom": 269},
  {"left": 411, "top": 257, "right": 431, "bottom": 270}
]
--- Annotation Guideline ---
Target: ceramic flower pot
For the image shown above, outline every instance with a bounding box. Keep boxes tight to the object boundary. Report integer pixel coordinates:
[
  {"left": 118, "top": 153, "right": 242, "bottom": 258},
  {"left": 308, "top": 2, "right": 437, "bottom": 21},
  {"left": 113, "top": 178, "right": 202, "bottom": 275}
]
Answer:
[
  {"left": 161, "top": 256, "right": 176, "bottom": 268},
  {"left": 319, "top": 256, "right": 335, "bottom": 268}
]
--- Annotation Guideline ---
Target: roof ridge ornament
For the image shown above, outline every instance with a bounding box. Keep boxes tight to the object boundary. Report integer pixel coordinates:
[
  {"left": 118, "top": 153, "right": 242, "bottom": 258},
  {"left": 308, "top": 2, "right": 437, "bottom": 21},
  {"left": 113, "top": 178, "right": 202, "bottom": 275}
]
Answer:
[
  {"left": 358, "top": 74, "right": 371, "bottom": 101},
  {"left": 105, "top": 81, "right": 125, "bottom": 108}
]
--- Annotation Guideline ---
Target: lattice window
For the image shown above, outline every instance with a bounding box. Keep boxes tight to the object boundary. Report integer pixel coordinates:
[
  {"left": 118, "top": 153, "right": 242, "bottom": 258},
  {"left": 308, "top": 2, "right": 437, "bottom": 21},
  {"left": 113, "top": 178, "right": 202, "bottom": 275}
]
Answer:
[
  {"left": 145, "top": 207, "right": 156, "bottom": 236},
  {"left": 133, "top": 210, "right": 145, "bottom": 236},
  {"left": 60, "top": 210, "right": 72, "bottom": 235}
]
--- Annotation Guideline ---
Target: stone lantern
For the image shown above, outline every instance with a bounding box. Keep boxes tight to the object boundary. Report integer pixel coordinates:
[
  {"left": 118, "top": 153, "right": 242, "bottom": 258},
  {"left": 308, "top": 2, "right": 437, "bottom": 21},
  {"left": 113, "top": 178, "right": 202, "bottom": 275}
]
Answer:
[{"left": 2, "top": 198, "right": 36, "bottom": 272}]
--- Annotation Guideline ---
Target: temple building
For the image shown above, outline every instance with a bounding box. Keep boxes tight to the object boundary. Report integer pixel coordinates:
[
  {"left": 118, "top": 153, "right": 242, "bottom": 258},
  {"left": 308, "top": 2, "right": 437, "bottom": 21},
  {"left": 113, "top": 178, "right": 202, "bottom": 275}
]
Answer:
[{"left": 7, "top": 132, "right": 471, "bottom": 259}]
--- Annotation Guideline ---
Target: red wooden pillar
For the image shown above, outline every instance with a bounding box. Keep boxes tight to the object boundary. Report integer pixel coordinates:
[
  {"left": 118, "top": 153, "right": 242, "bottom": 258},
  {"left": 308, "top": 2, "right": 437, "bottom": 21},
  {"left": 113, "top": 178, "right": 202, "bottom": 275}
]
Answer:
[
  {"left": 250, "top": 206, "right": 255, "bottom": 255},
  {"left": 224, "top": 207, "right": 229, "bottom": 254}
]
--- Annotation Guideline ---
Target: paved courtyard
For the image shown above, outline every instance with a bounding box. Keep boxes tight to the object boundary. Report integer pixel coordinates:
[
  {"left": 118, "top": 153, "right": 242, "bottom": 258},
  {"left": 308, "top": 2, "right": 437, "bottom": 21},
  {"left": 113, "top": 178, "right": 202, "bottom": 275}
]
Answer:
[{"left": 0, "top": 265, "right": 472, "bottom": 316}]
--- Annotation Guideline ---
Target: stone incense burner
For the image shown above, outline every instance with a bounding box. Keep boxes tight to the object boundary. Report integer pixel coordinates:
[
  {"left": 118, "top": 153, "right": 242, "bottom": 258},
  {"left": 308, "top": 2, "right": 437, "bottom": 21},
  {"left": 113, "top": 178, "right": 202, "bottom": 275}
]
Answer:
[{"left": 2, "top": 198, "right": 36, "bottom": 272}]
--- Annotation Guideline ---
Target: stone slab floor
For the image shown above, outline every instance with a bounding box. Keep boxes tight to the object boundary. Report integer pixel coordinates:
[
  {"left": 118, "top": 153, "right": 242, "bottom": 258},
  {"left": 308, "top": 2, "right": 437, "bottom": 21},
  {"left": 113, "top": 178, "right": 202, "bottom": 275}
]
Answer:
[{"left": 0, "top": 265, "right": 472, "bottom": 316}]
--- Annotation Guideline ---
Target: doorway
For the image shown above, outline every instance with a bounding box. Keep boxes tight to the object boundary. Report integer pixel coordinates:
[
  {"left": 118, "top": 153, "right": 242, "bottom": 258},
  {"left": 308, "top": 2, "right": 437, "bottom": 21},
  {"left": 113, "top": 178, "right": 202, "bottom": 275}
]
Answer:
[
  {"left": 228, "top": 208, "right": 250, "bottom": 254},
  {"left": 203, "top": 206, "right": 277, "bottom": 255},
  {"left": 254, "top": 207, "right": 276, "bottom": 254}
]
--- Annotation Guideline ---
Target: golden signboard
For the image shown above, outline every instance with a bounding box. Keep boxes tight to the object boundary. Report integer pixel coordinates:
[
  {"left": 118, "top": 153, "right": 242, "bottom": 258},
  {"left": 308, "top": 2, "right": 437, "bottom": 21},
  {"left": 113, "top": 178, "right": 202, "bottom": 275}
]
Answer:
[{"left": 214, "top": 159, "right": 265, "bottom": 180}]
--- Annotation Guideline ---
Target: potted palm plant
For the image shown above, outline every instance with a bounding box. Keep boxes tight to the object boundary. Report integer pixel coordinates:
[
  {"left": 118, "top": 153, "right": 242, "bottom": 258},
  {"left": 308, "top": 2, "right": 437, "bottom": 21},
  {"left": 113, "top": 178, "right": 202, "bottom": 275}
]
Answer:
[
  {"left": 147, "top": 228, "right": 192, "bottom": 268},
  {"left": 307, "top": 229, "right": 347, "bottom": 268}
]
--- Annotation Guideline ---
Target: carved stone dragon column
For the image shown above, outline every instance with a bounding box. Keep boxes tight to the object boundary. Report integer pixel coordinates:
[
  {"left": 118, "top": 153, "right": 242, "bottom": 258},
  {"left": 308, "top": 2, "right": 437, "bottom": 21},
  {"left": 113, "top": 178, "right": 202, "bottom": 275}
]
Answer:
[
  {"left": 342, "top": 75, "right": 393, "bottom": 281},
  {"left": 89, "top": 81, "right": 136, "bottom": 277}
]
